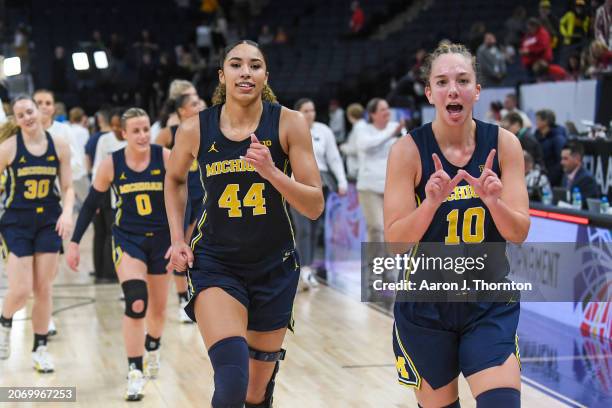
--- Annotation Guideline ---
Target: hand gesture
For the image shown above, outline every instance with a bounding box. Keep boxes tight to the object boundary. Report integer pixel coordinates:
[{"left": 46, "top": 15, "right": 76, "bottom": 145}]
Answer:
[
  {"left": 458, "top": 149, "right": 502, "bottom": 207},
  {"left": 56, "top": 211, "right": 73, "bottom": 240},
  {"left": 167, "top": 241, "right": 194, "bottom": 272},
  {"left": 425, "top": 153, "right": 463, "bottom": 207},
  {"left": 66, "top": 242, "right": 80, "bottom": 272},
  {"left": 243, "top": 134, "right": 277, "bottom": 180}
]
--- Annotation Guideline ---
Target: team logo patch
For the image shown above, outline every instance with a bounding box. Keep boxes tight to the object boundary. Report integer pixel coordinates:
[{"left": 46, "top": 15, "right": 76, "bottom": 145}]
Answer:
[
  {"left": 47, "top": 155, "right": 56, "bottom": 162},
  {"left": 208, "top": 142, "right": 219, "bottom": 153},
  {"left": 18, "top": 156, "right": 26, "bottom": 164},
  {"left": 150, "top": 169, "right": 161, "bottom": 175},
  {"left": 119, "top": 172, "right": 127, "bottom": 180}
]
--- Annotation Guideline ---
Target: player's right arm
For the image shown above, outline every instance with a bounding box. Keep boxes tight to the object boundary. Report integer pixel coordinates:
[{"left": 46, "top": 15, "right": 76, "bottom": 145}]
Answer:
[
  {"left": 0, "top": 136, "right": 17, "bottom": 175},
  {"left": 66, "top": 156, "right": 114, "bottom": 271},
  {"left": 384, "top": 135, "right": 461, "bottom": 249},
  {"left": 164, "top": 115, "right": 200, "bottom": 271}
]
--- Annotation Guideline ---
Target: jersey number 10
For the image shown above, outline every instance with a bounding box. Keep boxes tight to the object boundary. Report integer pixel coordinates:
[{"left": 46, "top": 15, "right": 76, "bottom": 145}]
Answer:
[
  {"left": 445, "top": 207, "right": 485, "bottom": 244},
  {"left": 218, "top": 183, "right": 266, "bottom": 217}
]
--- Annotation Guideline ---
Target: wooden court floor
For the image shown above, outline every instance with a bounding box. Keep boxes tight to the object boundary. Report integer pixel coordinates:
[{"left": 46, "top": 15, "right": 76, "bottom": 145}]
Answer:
[{"left": 0, "top": 230, "right": 565, "bottom": 407}]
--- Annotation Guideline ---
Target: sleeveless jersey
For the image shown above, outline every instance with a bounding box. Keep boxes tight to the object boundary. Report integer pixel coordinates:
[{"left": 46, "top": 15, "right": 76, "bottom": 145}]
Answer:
[
  {"left": 410, "top": 119, "right": 508, "bottom": 282},
  {"left": 191, "top": 102, "right": 295, "bottom": 262},
  {"left": 111, "top": 144, "right": 168, "bottom": 234},
  {"left": 4, "top": 131, "right": 61, "bottom": 210},
  {"left": 170, "top": 125, "right": 204, "bottom": 200}
]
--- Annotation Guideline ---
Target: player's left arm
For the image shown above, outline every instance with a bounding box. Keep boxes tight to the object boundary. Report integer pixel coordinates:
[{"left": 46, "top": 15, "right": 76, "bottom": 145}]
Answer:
[
  {"left": 54, "top": 135, "right": 75, "bottom": 239},
  {"left": 244, "top": 107, "right": 324, "bottom": 220}
]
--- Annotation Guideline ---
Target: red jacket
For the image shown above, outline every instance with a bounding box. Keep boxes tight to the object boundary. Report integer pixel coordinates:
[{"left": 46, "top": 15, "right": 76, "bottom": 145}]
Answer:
[{"left": 521, "top": 27, "right": 553, "bottom": 67}]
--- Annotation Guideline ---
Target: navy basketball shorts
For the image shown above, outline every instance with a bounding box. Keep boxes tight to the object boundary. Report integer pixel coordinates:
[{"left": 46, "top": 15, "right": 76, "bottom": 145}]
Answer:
[
  {"left": 0, "top": 206, "right": 62, "bottom": 257},
  {"left": 111, "top": 226, "right": 171, "bottom": 275},
  {"left": 185, "top": 246, "right": 300, "bottom": 332},
  {"left": 187, "top": 194, "right": 204, "bottom": 226},
  {"left": 392, "top": 301, "right": 520, "bottom": 390}
]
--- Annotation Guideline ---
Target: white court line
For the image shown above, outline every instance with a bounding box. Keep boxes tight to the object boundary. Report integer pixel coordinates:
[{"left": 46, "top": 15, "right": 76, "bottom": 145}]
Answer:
[
  {"left": 521, "top": 354, "right": 612, "bottom": 362},
  {"left": 522, "top": 376, "right": 588, "bottom": 408}
]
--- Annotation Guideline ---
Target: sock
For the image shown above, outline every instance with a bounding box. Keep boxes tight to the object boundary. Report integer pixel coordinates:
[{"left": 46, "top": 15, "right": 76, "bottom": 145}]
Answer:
[
  {"left": 32, "top": 333, "right": 48, "bottom": 351},
  {"left": 128, "top": 356, "right": 144, "bottom": 372},
  {"left": 0, "top": 315, "right": 12, "bottom": 328},
  {"left": 145, "top": 334, "right": 161, "bottom": 352},
  {"left": 476, "top": 388, "right": 520, "bottom": 408},
  {"left": 178, "top": 291, "right": 189, "bottom": 303}
]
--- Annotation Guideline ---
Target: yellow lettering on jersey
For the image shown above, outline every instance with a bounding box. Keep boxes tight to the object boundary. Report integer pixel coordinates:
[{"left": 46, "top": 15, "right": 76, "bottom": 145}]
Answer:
[
  {"left": 17, "top": 166, "right": 57, "bottom": 177},
  {"left": 444, "top": 185, "right": 479, "bottom": 202},
  {"left": 118, "top": 181, "right": 163, "bottom": 194},
  {"left": 150, "top": 169, "right": 161, "bottom": 175},
  {"left": 205, "top": 158, "right": 256, "bottom": 177},
  {"left": 47, "top": 155, "right": 56, "bottom": 162},
  {"left": 261, "top": 140, "right": 272, "bottom": 147}
]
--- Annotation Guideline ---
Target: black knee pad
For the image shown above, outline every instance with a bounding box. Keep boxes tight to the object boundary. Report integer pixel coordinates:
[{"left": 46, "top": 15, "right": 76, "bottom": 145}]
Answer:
[
  {"left": 209, "top": 336, "right": 249, "bottom": 408},
  {"left": 121, "top": 279, "right": 148, "bottom": 319},
  {"left": 244, "top": 348, "right": 286, "bottom": 408},
  {"left": 476, "top": 388, "right": 520, "bottom": 408}
]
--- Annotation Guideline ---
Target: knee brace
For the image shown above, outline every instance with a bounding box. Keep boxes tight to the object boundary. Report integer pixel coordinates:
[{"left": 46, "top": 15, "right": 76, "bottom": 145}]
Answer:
[
  {"left": 476, "top": 388, "right": 520, "bottom": 408},
  {"left": 121, "top": 279, "right": 148, "bottom": 319},
  {"left": 209, "top": 336, "right": 249, "bottom": 408},
  {"left": 419, "top": 399, "right": 460, "bottom": 408},
  {"left": 244, "top": 347, "right": 286, "bottom": 408}
]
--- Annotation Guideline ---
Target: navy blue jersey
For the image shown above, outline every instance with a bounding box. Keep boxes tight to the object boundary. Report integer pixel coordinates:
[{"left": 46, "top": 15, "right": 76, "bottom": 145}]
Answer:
[
  {"left": 410, "top": 119, "right": 508, "bottom": 282},
  {"left": 191, "top": 102, "right": 295, "bottom": 262},
  {"left": 170, "top": 125, "right": 204, "bottom": 200},
  {"left": 3, "top": 131, "right": 61, "bottom": 210},
  {"left": 111, "top": 145, "right": 168, "bottom": 234}
]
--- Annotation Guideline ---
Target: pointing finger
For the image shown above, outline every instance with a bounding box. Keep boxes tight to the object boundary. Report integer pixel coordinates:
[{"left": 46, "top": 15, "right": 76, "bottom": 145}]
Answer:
[
  {"left": 484, "top": 149, "right": 496, "bottom": 170},
  {"left": 432, "top": 153, "right": 443, "bottom": 172}
]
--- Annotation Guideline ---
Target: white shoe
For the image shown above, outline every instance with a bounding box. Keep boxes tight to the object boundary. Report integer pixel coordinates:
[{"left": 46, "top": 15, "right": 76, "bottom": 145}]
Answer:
[
  {"left": 301, "top": 266, "right": 319, "bottom": 289},
  {"left": 178, "top": 300, "right": 193, "bottom": 323},
  {"left": 0, "top": 326, "right": 10, "bottom": 359},
  {"left": 125, "top": 366, "right": 146, "bottom": 401},
  {"left": 32, "top": 346, "right": 54, "bottom": 373},
  {"left": 48, "top": 319, "right": 57, "bottom": 337},
  {"left": 144, "top": 350, "right": 160, "bottom": 378}
]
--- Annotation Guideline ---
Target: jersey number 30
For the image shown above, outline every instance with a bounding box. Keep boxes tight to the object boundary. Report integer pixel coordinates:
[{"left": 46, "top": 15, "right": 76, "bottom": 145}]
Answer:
[
  {"left": 219, "top": 183, "right": 266, "bottom": 217},
  {"left": 445, "top": 207, "right": 485, "bottom": 244},
  {"left": 24, "top": 179, "right": 50, "bottom": 199}
]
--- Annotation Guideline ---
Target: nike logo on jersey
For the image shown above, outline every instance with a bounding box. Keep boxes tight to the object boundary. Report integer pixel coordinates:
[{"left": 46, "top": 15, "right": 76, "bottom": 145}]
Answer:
[
  {"left": 208, "top": 142, "right": 219, "bottom": 153},
  {"left": 18, "top": 156, "right": 26, "bottom": 164},
  {"left": 150, "top": 169, "right": 161, "bottom": 175},
  {"left": 120, "top": 172, "right": 127, "bottom": 180},
  {"left": 47, "top": 155, "right": 56, "bottom": 162}
]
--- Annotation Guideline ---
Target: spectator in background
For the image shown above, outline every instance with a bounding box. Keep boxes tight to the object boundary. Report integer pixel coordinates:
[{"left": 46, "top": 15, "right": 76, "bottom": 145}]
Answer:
[
  {"left": 85, "top": 109, "right": 112, "bottom": 173},
  {"left": 567, "top": 53, "right": 583, "bottom": 79},
  {"left": 51, "top": 47, "right": 68, "bottom": 95},
  {"left": 594, "top": 0, "right": 611, "bottom": 49},
  {"left": 560, "top": 0, "right": 590, "bottom": 46},
  {"left": 91, "top": 30, "right": 105, "bottom": 49},
  {"left": 68, "top": 107, "right": 91, "bottom": 209},
  {"left": 504, "top": 6, "right": 527, "bottom": 48},
  {"left": 477, "top": 32, "right": 507, "bottom": 86},
  {"left": 502, "top": 112, "right": 544, "bottom": 167},
  {"left": 356, "top": 98, "right": 402, "bottom": 245},
  {"left": 532, "top": 58, "right": 571, "bottom": 81},
  {"left": 274, "top": 26, "right": 288, "bottom": 44},
  {"left": 68, "top": 107, "right": 90, "bottom": 150},
  {"left": 561, "top": 141, "right": 600, "bottom": 207},
  {"left": 520, "top": 18, "right": 553, "bottom": 72},
  {"left": 293, "top": 98, "right": 348, "bottom": 290},
  {"left": 538, "top": 0, "right": 560, "bottom": 51},
  {"left": 328, "top": 99, "right": 346, "bottom": 143},
  {"left": 137, "top": 53, "right": 157, "bottom": 114},
  {"left": 350, "top": 1, "right": 365, "bottom": 34},
  {"left": 466, "top": 21, "right": 486, "bottom": 54},
  {"left": 534, "top": 109, "right": 567, "bottom": 186},
  {"left": 195, "top": 19, "right": 213, "bottom": 62},
  {"left": 500, "top": 93, "right": 532, "bottom": 128},
  {"left": 340, "top": 103, "right": 366, "bottom": 182},
  {"left": 585, "top": 39, "right": 612, "bottom": 76},
  {"left": 211, "top": 9, "right": 228, "bottom": 54},
  {"left": 524, "top": 150, "right": 552, "bottom": 202},
  {"left": 258, "top": 25, "right": 274, "bottom": 45},
  {"left": 486, "top": 100, "right": 504, "bottom": 123},
  {"left": 200, "top": 0, "right": 218, "bottom": 14}
]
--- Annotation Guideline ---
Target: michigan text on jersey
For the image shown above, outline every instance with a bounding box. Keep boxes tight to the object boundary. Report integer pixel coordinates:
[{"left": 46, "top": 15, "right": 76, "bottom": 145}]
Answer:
[
  {"left": 205, "top": 159, "right": 256, "bottom": 178},
  {"left": 17, "top": 166, "right": 58, "bottom": 177},
  {"left": 118, "top": 181, "right": 163, "bottom": 194},
  {"left": 444, "top": 185, "right": 479, "bottom": 202}
]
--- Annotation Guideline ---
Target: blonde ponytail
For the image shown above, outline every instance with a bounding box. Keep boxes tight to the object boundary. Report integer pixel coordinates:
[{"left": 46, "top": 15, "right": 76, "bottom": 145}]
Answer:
[{"left": 0, "top": 117, "right": 19, "bottom": 145}]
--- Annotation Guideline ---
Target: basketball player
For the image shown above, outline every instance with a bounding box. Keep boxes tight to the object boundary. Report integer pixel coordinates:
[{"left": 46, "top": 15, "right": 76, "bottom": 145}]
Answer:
[
  {"left": 165, "top": 40, "right": 324, "bottom": 407},
  {"left": 0, "top": 95, "right": 74, "bottom": 372},
  {"left": 155, "top": 93, "right": 205, "bottom": 323},
  {"left": 384, "top": 43, "right": 529, "bottom": 407},
  {"left": 66, "top": 108, "right": 171, "bottom": 401}
]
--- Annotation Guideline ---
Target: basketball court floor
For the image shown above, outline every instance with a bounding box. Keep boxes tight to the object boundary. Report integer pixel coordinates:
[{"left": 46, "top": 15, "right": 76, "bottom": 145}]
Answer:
[{"left": 0, "top": 229, "right": 608, "bottom": 407}]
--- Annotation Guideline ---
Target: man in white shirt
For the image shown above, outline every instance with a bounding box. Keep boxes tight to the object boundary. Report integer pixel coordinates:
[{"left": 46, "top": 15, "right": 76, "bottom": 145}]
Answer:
[
  {"left": 328, "top": 99, "right": 346, "bottom": 143},
  {"left": 68, "top": 107, "right": 90, "bottom": 149},
  {"left": 499, "top": 93, "right": 532, "bottom": 129}
]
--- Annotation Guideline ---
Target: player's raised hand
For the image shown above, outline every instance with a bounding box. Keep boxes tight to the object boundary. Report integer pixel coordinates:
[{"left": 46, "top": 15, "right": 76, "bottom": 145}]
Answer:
[
  {"left": 243, "top": 133, "right": 277, "bottom": 180},
  {"left": 66, "top": 242, "right": 80, "bottom": 272},
  {"left": 424, "top": 153, "right": 463, "bottom": 207},
  {"left": 458, "top": 149, "right": 502, "bottom": 207},
  {"left": 168, "top": 240, "right": 194, "bottom": 272}
]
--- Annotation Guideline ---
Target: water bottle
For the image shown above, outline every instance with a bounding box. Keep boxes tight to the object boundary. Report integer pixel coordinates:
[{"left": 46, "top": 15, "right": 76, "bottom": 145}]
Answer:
[
  {"left": 601, "top": 196, "right": 610, "bottom": 214},
  {"left": 572, "top": 187, "right": 582, "bottom": 210},
  {"left": 541, "top": 186, "right": 552, "bottom": 205}
]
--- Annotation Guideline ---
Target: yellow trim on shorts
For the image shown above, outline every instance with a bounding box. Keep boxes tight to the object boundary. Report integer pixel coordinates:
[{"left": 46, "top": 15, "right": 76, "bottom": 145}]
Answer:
[
  {"left": 515, "top": 333, "right": 521, "bottom": 370},
  {"left": 112, "top": 185, "right": 123, "bottom": 226},
  {"left": 111, "top": 236, "right": 123, "bottom": 268},
  {"left": 0, "top": 234, "right": 8, "bottom": 262},
  {"left": 5, "top": 167, "right": 15, "bottom": 208},
  {"left": 394, "top": 322, "right": 422, "bottom": 389}
]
